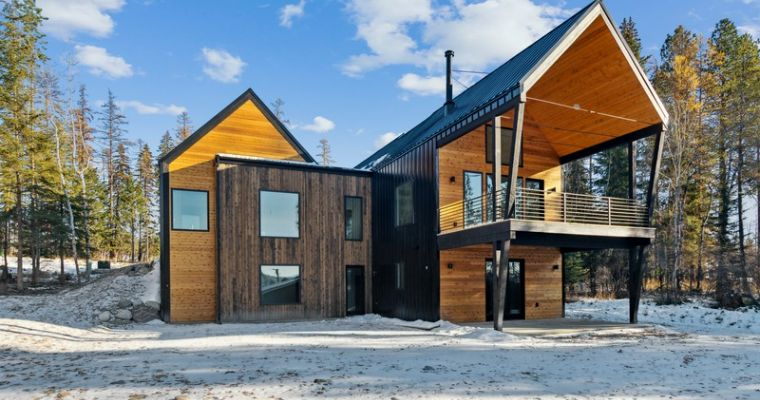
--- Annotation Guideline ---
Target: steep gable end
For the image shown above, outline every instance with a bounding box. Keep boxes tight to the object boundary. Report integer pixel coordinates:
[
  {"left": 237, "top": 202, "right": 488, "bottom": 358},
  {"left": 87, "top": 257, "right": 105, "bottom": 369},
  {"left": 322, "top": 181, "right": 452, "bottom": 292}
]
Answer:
[{"left": 164, "top": 88, "right": 314, "bottom": 172}]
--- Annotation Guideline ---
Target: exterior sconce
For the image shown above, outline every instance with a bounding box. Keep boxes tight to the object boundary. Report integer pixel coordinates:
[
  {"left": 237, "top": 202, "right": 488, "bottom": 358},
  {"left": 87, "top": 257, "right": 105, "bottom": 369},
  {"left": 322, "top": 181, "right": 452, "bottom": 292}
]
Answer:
[
  {"left": 450, "top": 176, "right": 456, "bottom": 183},
  {"left": 447, "top": 263, "right": 454, "bottom": 270}
]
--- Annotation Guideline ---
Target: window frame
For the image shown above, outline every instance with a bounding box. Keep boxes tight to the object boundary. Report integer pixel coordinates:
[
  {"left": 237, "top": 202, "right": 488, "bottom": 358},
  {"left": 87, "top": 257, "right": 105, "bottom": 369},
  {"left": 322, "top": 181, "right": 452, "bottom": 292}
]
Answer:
[
  {"left": 484, "top": 123, "right": 524, "bottom": 167},
  {"left": 344, "top": 195, "right": 364, "bottom": 241},
  {"left": 170, "top": 188, "right": 210, "bottom": 232},
  {"left": 394, "top": 180, "right": 415, "bottom": 227},
  {"left": 259, "top": 189, "right": 301, "bottom": 239},
  {"left": 463, "top": 170, "right": 484, "bottom": 227},
  {"left": 259, "top": 264, "right": 302, "bottom": 306}
]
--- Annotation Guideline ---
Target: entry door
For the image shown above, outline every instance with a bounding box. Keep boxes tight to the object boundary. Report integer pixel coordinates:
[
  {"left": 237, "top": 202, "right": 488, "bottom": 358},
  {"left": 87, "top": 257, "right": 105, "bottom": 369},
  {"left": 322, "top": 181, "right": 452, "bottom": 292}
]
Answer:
[
  {"left": 346, "top": 266, "right": 365, "bottom": 316},
  {"left": 485, "top": 259, "right": 525, "bottom": 321}
]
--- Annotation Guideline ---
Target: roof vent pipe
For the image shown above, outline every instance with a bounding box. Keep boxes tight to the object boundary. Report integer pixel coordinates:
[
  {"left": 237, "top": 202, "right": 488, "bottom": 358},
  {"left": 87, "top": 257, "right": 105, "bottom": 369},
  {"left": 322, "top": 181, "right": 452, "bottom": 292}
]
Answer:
[{"left": 444, "top": 50, "right": 455, "bottom": 114}]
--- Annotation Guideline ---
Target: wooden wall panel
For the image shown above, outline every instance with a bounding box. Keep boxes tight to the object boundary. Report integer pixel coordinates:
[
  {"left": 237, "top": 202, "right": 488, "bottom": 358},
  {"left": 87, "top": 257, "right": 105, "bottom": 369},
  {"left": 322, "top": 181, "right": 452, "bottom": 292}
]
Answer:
[
  {"left": 167, "top": 99, "right": 307, "bottom": 323},
  {"left": 217, "top": 161, "right": 372, "bottom": 322},
  {"left": 439, "top": 244, "right": 562, "bottom": 323}
]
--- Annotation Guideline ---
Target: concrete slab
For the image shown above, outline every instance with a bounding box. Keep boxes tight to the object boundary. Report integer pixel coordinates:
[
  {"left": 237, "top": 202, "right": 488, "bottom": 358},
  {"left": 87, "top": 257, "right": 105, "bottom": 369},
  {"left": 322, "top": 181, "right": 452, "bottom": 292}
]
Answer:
[{"left": 465, "top": 318, "right": 652, "bottom": 337}]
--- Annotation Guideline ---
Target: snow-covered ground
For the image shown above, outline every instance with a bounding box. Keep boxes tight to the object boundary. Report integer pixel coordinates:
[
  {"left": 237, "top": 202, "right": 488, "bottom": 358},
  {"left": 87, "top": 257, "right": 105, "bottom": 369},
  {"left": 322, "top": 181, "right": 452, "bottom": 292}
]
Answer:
[
  {"left": 1, "top": 276, "right": 759, "bottom": 399},
  {"left": 567, "top": 297, "right": 760, "bottom": 336}
]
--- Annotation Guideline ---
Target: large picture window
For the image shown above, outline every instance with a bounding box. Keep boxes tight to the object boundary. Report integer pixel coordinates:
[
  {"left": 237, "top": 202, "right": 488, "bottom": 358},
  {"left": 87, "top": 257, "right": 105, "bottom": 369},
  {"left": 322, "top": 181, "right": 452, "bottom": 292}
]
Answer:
[
  {"left": 260, "top": 265, "right": 301, "bottom": 305},
  {"left": 171, "top": 189, "right": 208, "bottom": 231},
  {"left": 485, "top": 125, "right": 523, "bottom": 166},
  {"left": 260, "top": 190, "right": 300, "bottom": 238},
  {"left": 395, "top": 181, "right": 414, "bottom": 227},
  {"left": 345, "top": 196, "right": 363, "bottom": 241}
]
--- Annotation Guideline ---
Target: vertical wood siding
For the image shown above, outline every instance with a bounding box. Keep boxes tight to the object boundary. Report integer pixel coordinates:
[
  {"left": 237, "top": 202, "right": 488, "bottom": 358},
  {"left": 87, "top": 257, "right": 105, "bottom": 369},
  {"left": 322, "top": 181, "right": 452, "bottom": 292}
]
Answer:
[{"left": 217, "top": 161, "right": 372, "bottom": 322}]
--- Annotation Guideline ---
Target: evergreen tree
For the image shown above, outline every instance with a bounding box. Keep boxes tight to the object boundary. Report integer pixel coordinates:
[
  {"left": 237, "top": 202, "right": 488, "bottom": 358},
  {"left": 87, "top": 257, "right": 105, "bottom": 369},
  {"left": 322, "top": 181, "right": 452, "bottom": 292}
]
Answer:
[
  {"left": 158, "top": 130, "right": 174, "bottom": 158},
  {"left": 175, "top": 111, "right": 192, "bottom": 141},
  {"left": 317, "top": 137, "right": 334, "bottom": 166},
  {"left": 136, "top": 143, "right": 156, "bottom": 261},
  {"left": 97, "top": 90, "right": 127, "bottom": 259}
]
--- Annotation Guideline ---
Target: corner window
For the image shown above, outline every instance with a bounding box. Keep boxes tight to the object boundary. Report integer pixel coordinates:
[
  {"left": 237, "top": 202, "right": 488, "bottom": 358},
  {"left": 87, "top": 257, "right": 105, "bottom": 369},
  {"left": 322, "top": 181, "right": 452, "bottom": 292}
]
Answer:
[
  {"left": 394, "top": 262, "right": 405, "bottom": 290},
  {"left": 260, "top": 190, "right": 299, "bottom": 238},
  {"left": 395, "top": 181, "right": 414, "bottom": 227},
  {"left": 171, "top": 189, "right": 208, "bottom": 231},
  {"left": 260, "top": 265, "right": 301, "bottom": 305},
  {"left": 345, "top": 196, "right": 363, "bottom": 241},
  {"left": 485, "top": 125, "right": 523, "bottom": 166}
]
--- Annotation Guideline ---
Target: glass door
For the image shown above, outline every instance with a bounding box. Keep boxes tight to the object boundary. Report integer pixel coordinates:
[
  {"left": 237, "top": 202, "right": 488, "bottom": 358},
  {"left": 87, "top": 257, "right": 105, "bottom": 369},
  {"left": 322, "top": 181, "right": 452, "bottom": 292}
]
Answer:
[
  {"left": 346, "top": 266, "right": 365, "bottom": 316},
  {"left": 485, "top": 259, "right": 525, "bottom": 321}
]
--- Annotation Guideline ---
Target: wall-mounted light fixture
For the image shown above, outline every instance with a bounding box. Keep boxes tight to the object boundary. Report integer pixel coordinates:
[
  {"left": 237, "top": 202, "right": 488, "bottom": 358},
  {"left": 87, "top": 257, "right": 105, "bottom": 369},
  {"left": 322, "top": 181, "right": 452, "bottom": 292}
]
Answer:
[
  {"left": 449, "top": 176, "right": 456, "bottom": 183},
  {"left": 447, "top": 263, "right": 454, "bottom": 270},
  {"left": 552, "top": 265, "right": 559, "bottom": 270}
]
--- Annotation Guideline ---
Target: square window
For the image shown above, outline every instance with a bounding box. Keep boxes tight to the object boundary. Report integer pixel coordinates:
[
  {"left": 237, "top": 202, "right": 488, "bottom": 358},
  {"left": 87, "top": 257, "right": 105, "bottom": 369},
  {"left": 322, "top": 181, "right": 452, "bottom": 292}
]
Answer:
[
  {"left": 485, "top": 125, "right": 523, "bottom": 166},
  {"left": 260, "top": 265, "right": 301, "bottom": 305},
  {"left": 260, "top": 190, "right": 299, "bottom": 238},
  {"left": 345, "top": 196, "right": 363, "bottom": 241},
  {"left": 171, "top": 189, "right": 208, "bottom": 231}
]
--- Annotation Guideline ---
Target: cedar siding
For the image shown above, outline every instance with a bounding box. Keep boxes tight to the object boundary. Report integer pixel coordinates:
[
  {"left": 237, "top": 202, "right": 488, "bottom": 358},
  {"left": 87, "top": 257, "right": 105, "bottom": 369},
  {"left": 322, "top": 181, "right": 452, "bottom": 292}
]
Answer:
[{"left": 216, "top": 158, "right": 372, "bottom": 322}]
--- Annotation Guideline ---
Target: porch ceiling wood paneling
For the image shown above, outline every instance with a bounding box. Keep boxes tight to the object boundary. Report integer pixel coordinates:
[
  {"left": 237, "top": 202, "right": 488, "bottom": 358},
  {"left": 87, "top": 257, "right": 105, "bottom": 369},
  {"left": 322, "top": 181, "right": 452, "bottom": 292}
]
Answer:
[{"left": 525, "top": 16, "right": 663, "bottom": 158}]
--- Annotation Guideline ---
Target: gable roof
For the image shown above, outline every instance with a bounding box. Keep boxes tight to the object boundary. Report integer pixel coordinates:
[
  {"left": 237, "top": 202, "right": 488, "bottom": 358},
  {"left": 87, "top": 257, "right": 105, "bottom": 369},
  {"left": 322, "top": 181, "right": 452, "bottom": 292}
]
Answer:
[
  {"left": 160, "top": 88, "right": 315, "bottom": 166},
  {"left": 356, "top": 0, "right": 666, "bottom": 170}
]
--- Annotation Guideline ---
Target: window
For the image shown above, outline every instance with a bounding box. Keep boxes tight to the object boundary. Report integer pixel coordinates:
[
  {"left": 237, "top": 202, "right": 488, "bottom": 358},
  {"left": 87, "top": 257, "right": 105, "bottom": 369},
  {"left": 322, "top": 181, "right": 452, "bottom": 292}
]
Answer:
[
  {"left": 394, "top": 262, "right": 405, "bottom": 290},
  {"left": 464, "top": 171, "right": 483, "bottom": 227},
  {"left": 485, "top": 125, "right": 523, "bottom": 166},
  {"left": 260, "top": 190, "right": 299, "bottom": 238},
  {"left": 345, "top": 196, "right": 363, "bottom": 241},
  {"left": 260, "top": 265, "right": 301, "bottom": 305},
  {"left": 395, "top": 181, "right": 414, "bottom": 227},
  {"left": 171, "top": 189, "right": 208, "bottom": 231}
]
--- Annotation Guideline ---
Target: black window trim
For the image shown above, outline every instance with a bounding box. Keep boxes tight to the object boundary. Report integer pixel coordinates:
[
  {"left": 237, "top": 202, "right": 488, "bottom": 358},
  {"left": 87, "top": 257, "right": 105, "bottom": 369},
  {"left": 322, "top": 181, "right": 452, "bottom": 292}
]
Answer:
[
  {"left": 170, "top": 188, "right": 210, "bottom": 232},
  {"left": 259, "top": 264, "right": 303, "bottom": 306},
  {"left": 259, "top": 189, "right": 301, "bottom": 239},
  {"left": 344, "top": 195, "right": 364, "bottom": 241}
]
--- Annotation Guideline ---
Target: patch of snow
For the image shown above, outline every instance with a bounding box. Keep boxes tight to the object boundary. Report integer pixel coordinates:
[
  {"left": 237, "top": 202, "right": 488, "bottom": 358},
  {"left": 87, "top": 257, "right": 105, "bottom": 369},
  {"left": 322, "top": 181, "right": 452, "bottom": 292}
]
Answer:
[{"left": 566, "top": 297, "right": 760, "bottom": 336}]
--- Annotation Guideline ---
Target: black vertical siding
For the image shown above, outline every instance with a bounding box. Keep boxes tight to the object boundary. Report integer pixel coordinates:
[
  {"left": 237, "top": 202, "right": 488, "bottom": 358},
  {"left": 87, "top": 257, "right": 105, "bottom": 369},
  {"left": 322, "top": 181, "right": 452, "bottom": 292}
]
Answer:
[
  {"left": 159, "top": 170, "right": 170, "bottom": 321},
  {"left": 371, "top": 139, "right": 439, "bottom": 321}
]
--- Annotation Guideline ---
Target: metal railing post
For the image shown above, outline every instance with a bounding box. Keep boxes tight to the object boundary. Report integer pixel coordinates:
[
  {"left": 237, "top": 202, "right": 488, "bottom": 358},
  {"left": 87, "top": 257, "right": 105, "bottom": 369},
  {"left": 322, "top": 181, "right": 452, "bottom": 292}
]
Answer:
[{"left": 607, "top": 197, "right": 612, "bottom": 225}]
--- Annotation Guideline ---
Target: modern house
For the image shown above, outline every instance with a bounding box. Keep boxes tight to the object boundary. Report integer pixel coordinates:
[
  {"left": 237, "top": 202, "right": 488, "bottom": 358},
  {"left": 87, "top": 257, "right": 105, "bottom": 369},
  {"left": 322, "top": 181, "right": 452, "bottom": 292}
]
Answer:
[{"left": 159, "top": 0, "right": 667, "bottom": 330}]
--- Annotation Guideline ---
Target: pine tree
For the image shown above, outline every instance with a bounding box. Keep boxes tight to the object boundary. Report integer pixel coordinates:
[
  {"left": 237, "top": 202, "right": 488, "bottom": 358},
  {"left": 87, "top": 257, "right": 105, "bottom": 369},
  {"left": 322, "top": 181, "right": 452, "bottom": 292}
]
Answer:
[
  {"left": 317, "top": 137, "right": 334, "bottom": 166},
  {"left": 98, "top": 90, "right": 127, "bottom": 259},
  {"left": 175, "top": 111, "right": 192, "bottom": 142},
  {"left": 72, "top": 85, "right": 95, "bottom": 275},
  {"left": 0, "top": 0, "right": 46, "bottom": 290},
  {"left": 620, "top": 17, "right": 652, "bottom": 70},
  {"left": 270, "top": 98, "right": 290, "bottom": 126},
  {"left": 158, "top": 130, "right": 174, "bottom": 158},
  {"left": 136, "top": 142, "right": 156, "bottom": 261}
]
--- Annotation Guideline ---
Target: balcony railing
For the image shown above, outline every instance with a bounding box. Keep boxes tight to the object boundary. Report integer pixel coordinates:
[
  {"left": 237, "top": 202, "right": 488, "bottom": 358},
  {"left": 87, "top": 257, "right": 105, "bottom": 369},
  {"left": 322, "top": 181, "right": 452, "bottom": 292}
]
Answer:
[{"left": 439, "top": 188, "right": 648, "bottom": 233}]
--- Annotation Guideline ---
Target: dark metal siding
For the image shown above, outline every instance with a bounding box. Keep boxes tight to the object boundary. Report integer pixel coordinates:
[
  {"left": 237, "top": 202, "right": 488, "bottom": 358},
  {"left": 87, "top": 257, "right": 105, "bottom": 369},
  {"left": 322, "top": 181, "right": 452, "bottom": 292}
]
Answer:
[{"left": 372, "top": 140, "right": 439, "bottom": 321}]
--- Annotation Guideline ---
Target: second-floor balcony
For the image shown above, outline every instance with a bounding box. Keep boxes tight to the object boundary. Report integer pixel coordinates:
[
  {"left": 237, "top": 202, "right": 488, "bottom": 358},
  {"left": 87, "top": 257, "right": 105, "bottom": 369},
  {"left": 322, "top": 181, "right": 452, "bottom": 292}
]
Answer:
[{"left": 439, "top": 187, "right": 649, "bottom": 235}]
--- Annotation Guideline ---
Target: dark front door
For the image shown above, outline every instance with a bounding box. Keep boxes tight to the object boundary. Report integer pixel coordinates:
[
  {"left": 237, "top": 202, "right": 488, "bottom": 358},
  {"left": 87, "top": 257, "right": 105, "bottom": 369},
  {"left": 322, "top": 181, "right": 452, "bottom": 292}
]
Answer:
[
  {"left": 485, "top": 259, "right": 525, "bottom": 321},
  {"left": 346, "top": 266, "right": 365, "bottom": 316}
]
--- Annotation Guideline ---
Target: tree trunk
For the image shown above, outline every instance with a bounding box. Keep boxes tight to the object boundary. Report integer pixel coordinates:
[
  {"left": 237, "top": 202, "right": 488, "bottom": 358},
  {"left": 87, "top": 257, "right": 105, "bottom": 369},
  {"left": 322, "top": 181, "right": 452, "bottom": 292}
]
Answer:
[
  {"left": 736, "top": 139, "right": 751, "bottom": 296},
  {"left": 15, "top": 174, "right": 23, "bottom": 291},
  {"left": 51, "top": 115, "right": 81, "bottom": 284}
]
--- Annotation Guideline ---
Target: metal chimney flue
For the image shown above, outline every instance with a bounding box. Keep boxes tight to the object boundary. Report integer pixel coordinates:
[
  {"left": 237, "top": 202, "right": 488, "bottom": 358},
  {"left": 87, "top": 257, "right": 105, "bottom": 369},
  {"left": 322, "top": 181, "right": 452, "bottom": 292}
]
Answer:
[{"left": 444, "top": 50, "right": 454, "bottom": 114}]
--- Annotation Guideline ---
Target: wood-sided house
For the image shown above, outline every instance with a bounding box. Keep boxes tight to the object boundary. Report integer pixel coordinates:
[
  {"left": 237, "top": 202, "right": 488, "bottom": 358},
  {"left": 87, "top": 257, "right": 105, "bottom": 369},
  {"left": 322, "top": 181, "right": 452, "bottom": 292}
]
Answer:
[{"left": 160, "top": 0, "right": 667, "bottom": 329}]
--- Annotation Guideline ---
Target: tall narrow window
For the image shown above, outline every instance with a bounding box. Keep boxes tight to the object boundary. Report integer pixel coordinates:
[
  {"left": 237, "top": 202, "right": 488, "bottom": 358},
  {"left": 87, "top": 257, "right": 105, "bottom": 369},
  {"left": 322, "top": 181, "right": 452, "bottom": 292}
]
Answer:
[
  {"left": 395, "top": 181, "right": 414, "bottom": 227},
  {"left": 171, "top": 189, "right": 208, "bottom": 231},
  {"left": 464, "top": 171, "right": 483, "bottom": 227},
  {"left": 260, "top": 190, "right": 300, "bottom": 238},
  {"left": 485, "top": 125, "right": 523, "bottom": 166},
  {"left": 394, "top": 262, "right": 405, "bottom": 290},
  {"left": 345, "top": 196, "right": 363, "bottom": 241},
  {"left": 260, "top": 265, "right": 301, "bottom": 305}
]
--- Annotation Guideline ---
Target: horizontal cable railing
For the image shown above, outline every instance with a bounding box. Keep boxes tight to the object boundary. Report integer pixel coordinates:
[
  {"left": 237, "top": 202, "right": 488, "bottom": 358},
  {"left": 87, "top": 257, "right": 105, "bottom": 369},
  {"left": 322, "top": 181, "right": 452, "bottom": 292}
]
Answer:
[{"left": 438, "top": 188, "right": 649, "bottom": 233}]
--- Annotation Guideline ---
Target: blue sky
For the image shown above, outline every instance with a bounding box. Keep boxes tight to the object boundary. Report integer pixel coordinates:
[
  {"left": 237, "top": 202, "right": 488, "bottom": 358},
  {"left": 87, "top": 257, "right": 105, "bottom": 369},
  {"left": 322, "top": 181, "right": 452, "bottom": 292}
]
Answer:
[{"left": 39, "top": 0, "right": 760, "bottom": 167}]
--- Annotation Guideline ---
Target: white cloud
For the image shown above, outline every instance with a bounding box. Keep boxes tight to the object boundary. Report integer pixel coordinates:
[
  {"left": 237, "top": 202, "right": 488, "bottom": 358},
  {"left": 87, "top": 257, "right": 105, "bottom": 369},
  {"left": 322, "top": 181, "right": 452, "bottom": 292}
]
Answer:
[
  {"left": 342, "top": 0, "right": 574, "bottom": 94},
  {"left": 397, "top": 73, "right": 445, "bottom": 96},
  {"left": 302, "top": 116, "right": 335, "bottom": 133},
  {"left": 74, "top": 45, "right": 133, "bottom": 79},
  {"left": 117, "top": 100, "right": 186, "bottom": 116},
  {"left": 374, "top": 131, "right": 399, "bottom": 149},
  {"left": 39, "top": 0, "right": 125, "bottom": 40},
  {"left": 201, "top": 47, "right": 246, "bottom": 83},
  {"left": 280, "top": 0, "right": 306, "bottom": 28}
]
